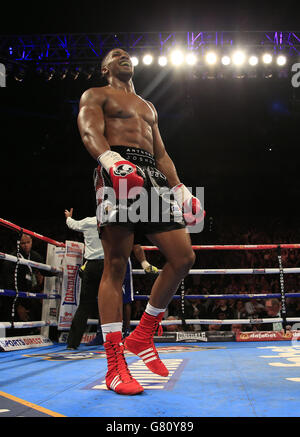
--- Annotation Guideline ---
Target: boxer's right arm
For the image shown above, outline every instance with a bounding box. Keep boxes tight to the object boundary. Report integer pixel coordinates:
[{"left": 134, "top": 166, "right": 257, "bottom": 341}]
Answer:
[
  {"left": 77, "top": 88, "right": 110, "bottom": 159},
  {"left": 78, "top": 88, "right": 145, "bottom": 199}
]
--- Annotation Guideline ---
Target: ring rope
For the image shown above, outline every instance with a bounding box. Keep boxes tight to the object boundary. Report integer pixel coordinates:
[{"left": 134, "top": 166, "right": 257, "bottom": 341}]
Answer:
[
  {"left": 129, "top": 317, "right": 300, "bottom": 326},
  {"left": 0, "top": 252, "right": 62, "bottom": 275},
  {"left": 0, "top": 321, "right": 59, "bottom": 329},
  {"left": 2, "top": 218, "right": 300, "bottom": 336},
  {"left": 2, "top": 316, "right": 300, "bottom": 331},
  {"left": 0, "top": 289, "right": 61, "bottom": 300},
  {"left": 1, "top": 220, "right": 300, "bottom": 251},
  {"left": 134, "top": 293, "right": 300, "bottom": 300},
  {"left": 6, "top": 255, "right": 300, "bottom": 278},
  {"left": 0, "top": 218, "right": 65, "bottom": 247},
  {"left": 1, "top": 289, "right": 300, "bottom": 301},
  {"left": 0, "top": 220, "right": 64, "bottom": 335}
]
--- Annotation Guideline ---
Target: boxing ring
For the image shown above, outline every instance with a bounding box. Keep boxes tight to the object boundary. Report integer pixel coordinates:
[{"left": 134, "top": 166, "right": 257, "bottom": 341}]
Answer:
[{"left": 1, "top": 217, "right": 300, "bottom": 418}]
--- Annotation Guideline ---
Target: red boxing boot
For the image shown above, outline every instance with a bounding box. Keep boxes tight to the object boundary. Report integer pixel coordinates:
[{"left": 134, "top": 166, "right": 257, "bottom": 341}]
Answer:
[
  {"left": 104, "top": 331, "right": 144, "bottom": 395},
  {"left": 124, "top": 312, "right": 169, "bottom": 377}
]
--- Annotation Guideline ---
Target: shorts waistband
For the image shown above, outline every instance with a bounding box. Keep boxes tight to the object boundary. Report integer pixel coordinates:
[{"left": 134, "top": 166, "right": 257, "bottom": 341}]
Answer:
[{"left": 110, "top": 145, "right": 156, "bottom": 167}]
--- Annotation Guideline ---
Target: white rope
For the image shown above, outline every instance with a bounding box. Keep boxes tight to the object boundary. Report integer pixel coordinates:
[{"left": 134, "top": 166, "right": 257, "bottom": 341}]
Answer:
[
  {"left": 0, "top": 252, "right": 62, "bottom": 274},
  {"left": 129, "top": 317, "right": 300, "bottom": 326},
  {"left": 2, "top": 317, "right": 300, "bottom": 330},
  {"left": 0, "top": 320, "right": 59, "bottom": 329}
]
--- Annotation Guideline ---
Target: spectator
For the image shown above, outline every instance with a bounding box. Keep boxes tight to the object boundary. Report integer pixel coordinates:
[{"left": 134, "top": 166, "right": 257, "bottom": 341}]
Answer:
[
  {"left": 211, "top": 299, "right": 234, "bottom": 320},
  {"left": 289, "top": 300, "right": 300, "bottom": 317},
  {"left": 165, "top": 315, "right": 183, "bottom": 332},
  {"left": 0, "top": 233, "right": 56, "bottom": 335},
  {"left": 64, "top": 209, "right": 105, "bottom": 349},
  {"left": 208, "top": 324, "right": 221, "bottom": 332},
  {"left": 233, "top": 300, "right": 248, "bottom": 320},
  {"left": 263, "top": 298, "right": 284, "bottom": 331},
  {"left": 286, "top": 297, "right": 298, "bottom": 317},
  {"left": 131, "top": 300, "right": 147, "bottom": 321},
  {"left": 185, "top": 290, "right": 207, "bottom": 332},
  {"left": 231, "top": 323, "right": 244, "bottom": 334},
  {"left": 244, "top": 299, "right": 265, "bottom": 319}
]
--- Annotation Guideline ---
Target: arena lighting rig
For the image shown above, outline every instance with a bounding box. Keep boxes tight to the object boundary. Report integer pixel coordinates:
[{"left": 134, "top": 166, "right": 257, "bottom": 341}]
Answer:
[
  {"left": 5, "top": 50, "right": 294, "bottom": 82},
  {"left": 0, "top": 30, "right": 299, "bottom": 82},
  {"left": 131, "top": 50, "right": 288, "bottom": 68}
]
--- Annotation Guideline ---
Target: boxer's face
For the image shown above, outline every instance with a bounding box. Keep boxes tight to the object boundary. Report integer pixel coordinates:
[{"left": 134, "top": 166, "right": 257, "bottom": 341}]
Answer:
[{"left": 102, "top": 49, "right": 133, "bottom": 80}]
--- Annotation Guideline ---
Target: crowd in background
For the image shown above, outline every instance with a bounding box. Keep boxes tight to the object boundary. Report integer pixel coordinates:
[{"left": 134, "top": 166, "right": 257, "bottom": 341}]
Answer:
[
  {"left": 1, "top": 215, "right": 300, "bottom": 335},
  {"left": 130, "top": 216, "right": 300, "bottom": 332}
]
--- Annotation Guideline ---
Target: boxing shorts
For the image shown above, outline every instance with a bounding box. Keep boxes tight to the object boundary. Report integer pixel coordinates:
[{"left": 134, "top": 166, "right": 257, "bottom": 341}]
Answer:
[{"left": 94, "top": 146, "right": 185, "bottom": 240}]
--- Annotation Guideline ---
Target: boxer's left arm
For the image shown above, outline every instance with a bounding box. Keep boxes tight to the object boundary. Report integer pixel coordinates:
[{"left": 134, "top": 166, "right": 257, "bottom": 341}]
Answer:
[
  {"left": 77, "top": 88, "right": 110, "bottom": 159},
  {"left": 78, "top": 89, "right": 145, "bottom": 199}
]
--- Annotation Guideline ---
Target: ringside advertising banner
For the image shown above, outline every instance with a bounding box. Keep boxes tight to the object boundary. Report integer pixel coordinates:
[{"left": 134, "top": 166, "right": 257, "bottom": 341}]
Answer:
[
  {"left": 58, "top": 241, "right": 84, "bottom": 330},
  {"left": 0, "top": 335, "right": 53, "bottom": 351},
  {"left": 236, "top": 330, "right": 300, "bottom": 342}
]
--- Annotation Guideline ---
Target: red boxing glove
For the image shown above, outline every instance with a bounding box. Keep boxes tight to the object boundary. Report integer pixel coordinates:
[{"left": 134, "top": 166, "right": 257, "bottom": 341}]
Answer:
[
  {"left": 98, "top": 151, "right": 145, "bottom": 199},
  {"left": 171, "top": 183, "right": 205, "bottom": 226}
]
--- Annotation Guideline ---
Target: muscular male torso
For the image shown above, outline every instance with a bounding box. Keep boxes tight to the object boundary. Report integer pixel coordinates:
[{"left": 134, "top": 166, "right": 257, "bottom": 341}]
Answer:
[{"left": 95, "top": 85, "right": 156, "bottom": 155}]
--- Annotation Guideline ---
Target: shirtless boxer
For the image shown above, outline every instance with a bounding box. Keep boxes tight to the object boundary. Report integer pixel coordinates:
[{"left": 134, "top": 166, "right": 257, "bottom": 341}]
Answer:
[{"left": 77, "top": 48, "right": 204, "bottom": 395}]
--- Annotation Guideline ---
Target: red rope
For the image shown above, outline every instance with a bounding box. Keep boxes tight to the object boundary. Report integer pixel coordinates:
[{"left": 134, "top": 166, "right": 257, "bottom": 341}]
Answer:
[
  {"left": 2, "top": 218, "right": 299, "bottom": 251},
  {"left": 0, "top": 218, "right": 65, "bottom": 247}
]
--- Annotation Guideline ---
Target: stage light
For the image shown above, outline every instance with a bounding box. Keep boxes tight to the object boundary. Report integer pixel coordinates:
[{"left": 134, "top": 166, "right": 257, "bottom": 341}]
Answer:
[
  {"left": 14, "top": 67, "right": 26, "bottom": 82},
  {"left": 264, "top": 72, "right": 273, "bottom": 79},
  {"left": 83, "top": 66, "right": 95, "bottom": 80},
  {"left": 276, "top": 55, "right": 287, "bottom": 66},
  {"left": 158, "top": 56, "right": 167, "bottom": 66},
  {"left": 59, "top": 67, "right": 68, "bottom": 80},
  {"left": 233, "top": 72, "right": 246, "bottom": 79},
  {"left": 232, "top": 51, "right": 245, "bottom": 66},
  {"left": 143, "top": 54, "right": 153, "bottom": 65},
  {"left": 171, "top": 50, "right": 184, "bottom": 66},
  {"left": 221, "top": 55, "right": 231, "bottom": 66},
  {"left": 46, "top": 67, "right": 56, "bottom": 81},
  {"left": 131, "top": 56, "right": 139, "bottom": 67},
  {"left": 205, "top": 52, "right": 217, "bottom": 65},
  {"left": 70, "top": 66, "right": 81, "bottom": 80},
  {"left": 262, "top": 53, "right": 272, "bottom": 64},
  {"left": 186, "top": 53, "right": 197, "bottom": 66},
  {"left": 248, "top": 55, "right": 258, "bottom": 66},
  {"left": 36, "top": 65, "right": 55, "bottom": 81}
]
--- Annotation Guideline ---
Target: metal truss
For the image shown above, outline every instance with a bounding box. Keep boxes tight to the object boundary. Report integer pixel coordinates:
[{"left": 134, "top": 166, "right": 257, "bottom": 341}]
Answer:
[{"left": 0, "top": 31, "right": 300, "bottom": 65}]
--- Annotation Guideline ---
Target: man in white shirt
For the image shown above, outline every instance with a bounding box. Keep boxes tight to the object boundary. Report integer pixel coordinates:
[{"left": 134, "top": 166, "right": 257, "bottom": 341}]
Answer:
[
  {"left": 65, "top": 208, "right": 104, "bottom": 349},
  {"left": 264, "top": 298, "right": 283, "bottom": 331}
]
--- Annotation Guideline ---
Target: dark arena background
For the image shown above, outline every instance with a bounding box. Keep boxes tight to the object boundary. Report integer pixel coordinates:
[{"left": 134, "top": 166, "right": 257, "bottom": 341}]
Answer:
[{"left": 1, "top": 2, "right": 300, "bottom": 422}]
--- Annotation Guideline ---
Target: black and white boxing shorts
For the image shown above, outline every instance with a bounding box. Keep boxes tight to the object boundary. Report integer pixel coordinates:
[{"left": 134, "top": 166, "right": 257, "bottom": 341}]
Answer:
[{"left": 94, "top": 146, "right": 185, "bottom": 239}]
